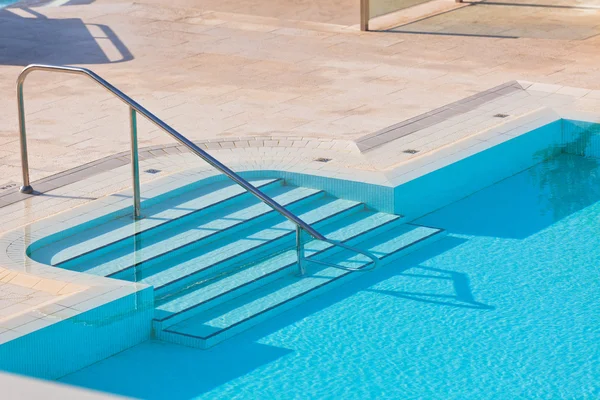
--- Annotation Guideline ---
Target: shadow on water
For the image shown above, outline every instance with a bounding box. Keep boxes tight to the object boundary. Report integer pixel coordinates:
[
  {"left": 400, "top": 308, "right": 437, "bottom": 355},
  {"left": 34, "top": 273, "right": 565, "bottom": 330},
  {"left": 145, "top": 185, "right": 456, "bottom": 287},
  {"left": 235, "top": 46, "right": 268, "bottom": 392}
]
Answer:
[
  {"left": 239, "top": 236, "right": 494, "bottom": 323},
  {"left": 59, "top": 339, "right": 294, "bottom": 400},
  {"left": 59, "top": 236, "right": 493, "bottom": 399},
  {"left": 0, "top": 6, "right": 133, "bottom": 65},
  {"left": 366, "top": 265, "right": 495, "bottom": 310}
]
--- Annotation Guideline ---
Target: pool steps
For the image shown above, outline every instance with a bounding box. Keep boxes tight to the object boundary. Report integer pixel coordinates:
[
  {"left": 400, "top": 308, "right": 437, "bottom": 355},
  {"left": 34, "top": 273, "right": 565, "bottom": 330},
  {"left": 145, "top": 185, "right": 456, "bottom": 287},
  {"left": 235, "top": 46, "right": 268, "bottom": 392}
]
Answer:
[
  {"left": 37, "top": 179, "right": 445, "bottom": 349},
  {"left": 140, "top": 197, "right": 364, "bottom": 298},
  {"left": 34, "top": 178, "right": 282, "bottom": 266},
  {"left": 152, "top": 211, "right": 400, "bottom": 327},
  {"left": 158, "top": 222, "right": 444, "bottom": 349},
  {"left": 66, "top": 186, "right": 326, "bottom": 277}
]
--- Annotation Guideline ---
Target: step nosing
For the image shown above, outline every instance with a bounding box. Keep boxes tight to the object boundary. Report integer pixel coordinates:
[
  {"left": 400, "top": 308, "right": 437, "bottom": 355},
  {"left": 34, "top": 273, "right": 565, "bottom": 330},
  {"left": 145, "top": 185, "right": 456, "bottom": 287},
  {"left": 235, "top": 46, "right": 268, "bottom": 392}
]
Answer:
[
  {"left": 55, "top": 178, "right": 283, "bottom": 267},
  {"left": 107, "top": 189, "right": 326, "bottom": 278},
  {"left": 383, "top": 227, "right": 444, "bottom": 253},
  {"left": 152, "top": 201, "right": 364, "bottom": 292},
  {"left": 155, "top": 214, "right": 403, "bottom": 322},
  {"left": 164, "top": 226, "right": 444, "bottom": 341},
  {"left": 166, "top": 271, "right": 355, "bottom": 341}
]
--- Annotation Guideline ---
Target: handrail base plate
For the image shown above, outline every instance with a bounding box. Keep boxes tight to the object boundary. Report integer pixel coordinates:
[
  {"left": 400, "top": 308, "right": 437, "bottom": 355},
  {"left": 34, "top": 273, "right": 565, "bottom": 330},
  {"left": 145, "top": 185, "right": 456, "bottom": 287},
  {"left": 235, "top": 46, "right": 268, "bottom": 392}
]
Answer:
[{"left": 19, "top": 185, "right": 33, "bottom": 194}]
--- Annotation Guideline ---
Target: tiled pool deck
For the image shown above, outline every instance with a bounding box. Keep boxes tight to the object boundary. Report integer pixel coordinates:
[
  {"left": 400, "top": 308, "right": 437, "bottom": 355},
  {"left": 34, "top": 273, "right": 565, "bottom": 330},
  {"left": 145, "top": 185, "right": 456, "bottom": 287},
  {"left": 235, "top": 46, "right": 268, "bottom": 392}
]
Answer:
[{"left": 1, "top": 0, "right": 600, "bottom": 395}]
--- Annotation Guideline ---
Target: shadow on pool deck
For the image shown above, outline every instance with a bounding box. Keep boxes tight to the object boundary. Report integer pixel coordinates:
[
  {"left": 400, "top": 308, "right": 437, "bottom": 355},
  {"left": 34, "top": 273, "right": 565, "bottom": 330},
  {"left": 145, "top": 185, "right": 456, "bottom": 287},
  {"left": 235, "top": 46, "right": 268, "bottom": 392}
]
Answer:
[{"left": 0, "top": 6, "right": 133, "bottom": 65}]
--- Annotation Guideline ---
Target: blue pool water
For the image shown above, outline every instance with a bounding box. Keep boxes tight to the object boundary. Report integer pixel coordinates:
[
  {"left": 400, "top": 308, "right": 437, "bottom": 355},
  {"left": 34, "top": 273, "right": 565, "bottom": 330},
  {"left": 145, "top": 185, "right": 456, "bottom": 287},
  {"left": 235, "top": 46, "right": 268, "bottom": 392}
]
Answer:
[
  {"left": 58, "top": 152, "right": 600, "bottom": 399},
  {"left": 0, "top": 0, "right": 18, "bottom": 8}
]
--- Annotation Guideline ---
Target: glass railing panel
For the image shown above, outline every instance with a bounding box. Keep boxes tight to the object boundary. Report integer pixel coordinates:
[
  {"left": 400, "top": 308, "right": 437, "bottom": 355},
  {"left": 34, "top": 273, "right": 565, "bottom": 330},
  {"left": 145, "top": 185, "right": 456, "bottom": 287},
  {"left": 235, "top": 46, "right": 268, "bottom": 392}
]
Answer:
[{"left": 369, "top": 0, "right": 433, "bottom": 18}]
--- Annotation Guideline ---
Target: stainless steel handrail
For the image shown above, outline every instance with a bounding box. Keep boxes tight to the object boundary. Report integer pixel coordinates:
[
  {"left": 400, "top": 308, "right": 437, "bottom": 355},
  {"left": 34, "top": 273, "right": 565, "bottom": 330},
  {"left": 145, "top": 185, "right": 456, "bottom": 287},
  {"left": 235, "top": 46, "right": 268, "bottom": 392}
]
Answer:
[{"left": 16, "top": 64, "right": 379, "bottom": 274}]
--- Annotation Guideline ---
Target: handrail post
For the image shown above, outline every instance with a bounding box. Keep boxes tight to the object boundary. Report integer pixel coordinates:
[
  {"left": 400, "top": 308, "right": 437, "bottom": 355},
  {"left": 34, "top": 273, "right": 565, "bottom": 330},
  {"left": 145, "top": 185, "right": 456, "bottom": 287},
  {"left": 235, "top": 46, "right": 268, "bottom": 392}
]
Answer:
[
  {"left": 129, "top": 107, "right": 141, "bottom": 219},
  {"left": 17, "top": 78, "right": 33, "bottom": 194},
  {"left": 296, "top": 225, "right": 305, "bottom": 275}
]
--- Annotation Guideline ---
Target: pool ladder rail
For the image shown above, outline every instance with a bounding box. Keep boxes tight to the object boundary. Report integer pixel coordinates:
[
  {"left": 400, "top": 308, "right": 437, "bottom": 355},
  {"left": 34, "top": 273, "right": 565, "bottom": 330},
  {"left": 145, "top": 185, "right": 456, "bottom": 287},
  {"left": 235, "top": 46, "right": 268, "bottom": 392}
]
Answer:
[{"left": 15, "top": 64, "right": 379, "bottom": 275}]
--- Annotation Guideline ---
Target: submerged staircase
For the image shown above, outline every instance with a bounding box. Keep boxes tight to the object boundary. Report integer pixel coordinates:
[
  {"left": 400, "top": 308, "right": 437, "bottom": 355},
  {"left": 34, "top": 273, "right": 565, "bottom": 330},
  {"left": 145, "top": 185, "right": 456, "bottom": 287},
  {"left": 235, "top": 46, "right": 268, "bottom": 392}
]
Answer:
[{"left": 34, "top": 178, "right": 445, "bottom": 349}]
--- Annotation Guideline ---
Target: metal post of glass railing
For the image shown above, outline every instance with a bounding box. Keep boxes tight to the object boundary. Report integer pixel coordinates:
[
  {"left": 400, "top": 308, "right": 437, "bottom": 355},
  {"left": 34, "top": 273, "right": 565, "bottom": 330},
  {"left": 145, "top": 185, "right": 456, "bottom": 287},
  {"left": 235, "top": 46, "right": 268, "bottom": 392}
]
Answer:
[
  {"left": 360, "top": 0, "right": 369, "bottom": 31},
  {"left": 129, "top": 107, "right": 141, "bottom": 219},
  {"left": 296, "top": 225, "right": 306, "bottom": 275}
]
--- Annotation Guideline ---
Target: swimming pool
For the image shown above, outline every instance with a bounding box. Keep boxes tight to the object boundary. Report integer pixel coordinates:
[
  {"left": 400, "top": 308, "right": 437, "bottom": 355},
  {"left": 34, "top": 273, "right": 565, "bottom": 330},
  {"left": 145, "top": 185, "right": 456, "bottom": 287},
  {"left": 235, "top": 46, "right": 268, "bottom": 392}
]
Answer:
[
  {"left": 49, "top": 120, "right": 600, "bottom": 398},
  {"left": 0, "top": 117, "right": 597, "bottom": 397}
]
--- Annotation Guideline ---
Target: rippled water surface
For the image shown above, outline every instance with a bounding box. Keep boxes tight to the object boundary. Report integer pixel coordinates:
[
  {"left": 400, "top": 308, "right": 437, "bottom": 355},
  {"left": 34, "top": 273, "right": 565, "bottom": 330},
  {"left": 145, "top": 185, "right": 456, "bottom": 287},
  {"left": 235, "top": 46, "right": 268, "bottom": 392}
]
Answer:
[{"left": 60, "top": 153, "right": 600, "bottom": 399}]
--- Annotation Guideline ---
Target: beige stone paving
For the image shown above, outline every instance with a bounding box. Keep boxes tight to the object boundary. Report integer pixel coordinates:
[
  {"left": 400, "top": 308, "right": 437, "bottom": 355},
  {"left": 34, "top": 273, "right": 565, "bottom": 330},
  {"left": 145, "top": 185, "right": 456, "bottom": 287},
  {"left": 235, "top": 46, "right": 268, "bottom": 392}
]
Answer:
[
  {"left": 138, "top": 0, "right": 360, "bottom": 25},
  {"left": 0, "top": 0, "right": 599, "bottom": 186}
]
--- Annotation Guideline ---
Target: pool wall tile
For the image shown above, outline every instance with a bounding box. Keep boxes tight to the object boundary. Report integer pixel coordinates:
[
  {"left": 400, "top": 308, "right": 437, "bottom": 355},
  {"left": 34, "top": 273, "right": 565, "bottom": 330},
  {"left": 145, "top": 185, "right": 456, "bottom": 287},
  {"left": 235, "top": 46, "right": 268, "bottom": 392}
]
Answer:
[
  {"left": 0, "top": 286, "right": 153, "bottom": 380},
  {"left": 238, "top": 170, "right": 395, "bottom": 213},
  {"left": 562, "top": 119, "right": 600, "bottom": 159},
  {"left": 393, "top": 120, "right": 563, "bottom": 220}
]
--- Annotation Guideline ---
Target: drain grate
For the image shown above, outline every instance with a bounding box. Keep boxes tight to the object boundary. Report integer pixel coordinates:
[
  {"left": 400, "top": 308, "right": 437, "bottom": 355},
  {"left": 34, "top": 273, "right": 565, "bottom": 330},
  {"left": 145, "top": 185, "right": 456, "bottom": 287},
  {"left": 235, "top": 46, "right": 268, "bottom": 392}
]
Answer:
[
  {"left": 144, "top": 169, "right": 161, "bottom": 174},
  {"left": 494, "top": 113, "right": 509, "bottom": 118},
  {"left": 402, "top": 149, "right": 419, "bottom": 154},
  {"left": 314, "top": 157, "right": 332, "bottom": 163},
  {"left": 0, "top": 182, "right": 17, "bottom": 192}
]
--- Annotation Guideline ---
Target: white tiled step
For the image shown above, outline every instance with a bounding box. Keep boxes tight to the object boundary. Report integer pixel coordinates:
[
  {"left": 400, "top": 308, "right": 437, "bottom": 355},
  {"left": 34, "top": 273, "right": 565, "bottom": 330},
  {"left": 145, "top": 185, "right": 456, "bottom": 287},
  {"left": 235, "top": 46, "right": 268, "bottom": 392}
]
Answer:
[
  {"left": 63, "top": 185, "right": 324, "bottom": 277},
  {"left": 143, "top": 197, "right": 365, "bottom": 298},
  {"left": 153, "top": 210, "right": 401, "bottom": 330},
  {"left": 34, "top": 178, "right": 282, "bottom": 266},
  {"left": 156, "top": 223, "right": 446, "bottom": 349}
]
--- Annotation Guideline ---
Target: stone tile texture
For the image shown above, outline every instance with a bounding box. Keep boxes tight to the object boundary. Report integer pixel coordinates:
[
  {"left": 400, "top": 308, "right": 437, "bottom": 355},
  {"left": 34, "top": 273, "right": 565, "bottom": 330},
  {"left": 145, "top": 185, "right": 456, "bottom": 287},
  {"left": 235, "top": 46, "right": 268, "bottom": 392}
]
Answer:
[{"left": 1, "top": 0, "right": 600, "bottom": 186}]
